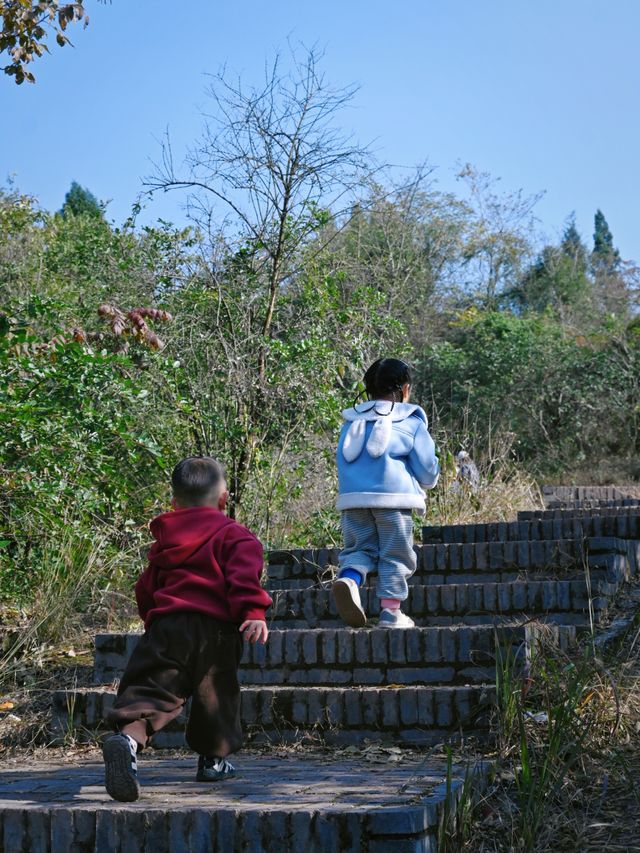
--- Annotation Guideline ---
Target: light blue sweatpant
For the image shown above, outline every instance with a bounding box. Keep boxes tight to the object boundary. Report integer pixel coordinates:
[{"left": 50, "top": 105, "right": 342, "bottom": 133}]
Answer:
[{"left": 338, "top": 508, "right": 416, "bottom": 600}]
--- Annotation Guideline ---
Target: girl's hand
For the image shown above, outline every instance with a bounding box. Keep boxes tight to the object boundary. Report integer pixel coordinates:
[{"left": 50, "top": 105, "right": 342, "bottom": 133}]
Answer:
[{"left": 240, "top": 620, "right": 269, "bottom": 644}]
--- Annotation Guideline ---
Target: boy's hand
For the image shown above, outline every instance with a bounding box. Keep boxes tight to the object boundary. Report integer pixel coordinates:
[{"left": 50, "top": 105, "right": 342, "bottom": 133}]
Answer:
[{"left": 240, "top": 619, "right": 268, "bottom": 644}]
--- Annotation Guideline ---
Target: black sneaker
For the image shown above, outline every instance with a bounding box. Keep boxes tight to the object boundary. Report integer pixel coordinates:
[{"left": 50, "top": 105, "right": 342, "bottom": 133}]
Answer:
[
  {"left": 103, "top": 733, "right": 140, "bottom": 802},
  {"left": 196, "top": 755, "right": 236, "bottom": 782}
]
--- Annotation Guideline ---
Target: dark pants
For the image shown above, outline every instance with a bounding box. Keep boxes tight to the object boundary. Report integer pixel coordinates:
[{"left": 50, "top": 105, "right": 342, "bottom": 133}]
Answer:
[{"left": 106, "top": 612, "right": 244, "bottom": 757}]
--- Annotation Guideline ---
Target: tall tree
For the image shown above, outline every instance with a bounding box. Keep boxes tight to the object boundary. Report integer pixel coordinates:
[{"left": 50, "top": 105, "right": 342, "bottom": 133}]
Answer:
[
  {"left": 510, "top": 215, "right": 592, "bottom": 322},
  {"left": 591, "top": 209, "right": 629, "bottom": 318},
  {"left": 60, "top": 181, "right": 103, "bottom": 219},
  {"left": 146, "top": 47, "right": 383, "bottom": 518},
  {"left": 592, "top": 209, "right": 620, "bottom": 274}
]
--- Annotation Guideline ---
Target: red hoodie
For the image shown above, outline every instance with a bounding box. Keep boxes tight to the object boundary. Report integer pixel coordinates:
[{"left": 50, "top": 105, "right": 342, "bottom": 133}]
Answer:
[{"left": 135, "top": 506, "right": 272, "bottom": 629}]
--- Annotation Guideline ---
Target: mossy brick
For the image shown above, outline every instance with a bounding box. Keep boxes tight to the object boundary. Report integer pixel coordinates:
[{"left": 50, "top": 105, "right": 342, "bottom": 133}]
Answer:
[
  {"left": 468, "top": 584, "right": 483, "bottom": 611},
  {"left": 325, "top": 690, "right": 344, "bottom": 725},
  {"left": 306, "top": 669, "right": 352, "bottom": 685},
  {"left": 426, "top": 586, "right": 440, "bottom": 613},
  {"left": 354, "top": 631, "right": 373, "bottom": 665},
  {"left": 461, "top": 544, "right": 475, "bottom": 572},
  {"left": 259, "top": 689, "right": 275, "bottom": 724},
  {"left": 367, "top": 807, "right": 430, "bottom": 837},
  {"left": 370, "top": 835, "right": 438, "bottom": 853},
  {"left": 412, "top": 585, "right": 425, "bottom": 612},
  {"left": 399, "top": 688, "right": 419, "bottom": 726},
  {"left": 302, "top": 632, "right": 319, "bottom": 665},
  {"left": 441, "top": 586, "right": 457, "bottom": 613},
  {"left": 557, "top": 581, "right": 571, "bottom": 610},
  {"left": 268, "top": 631, "right": 284, "bottom": 666},
  {"left": 371, "top": 631, "right": 388, "bottom": 664},
  {"left": 389, "top": 630, "right": 406, "bottom": 664},
  {"left": 402, "top": 666, "right": 457, "bottom": 684},
  {"left": 527, "top": 582, "right": 542, "bottom": 609},
  {"left": 321, "top": 630, "right": 337, "bottom": 664},
  {"left": 467, "top": 524, "right": 482, "bottom": 543},
  {"left": 401, "top": 630, "right": 419, "bottom": 667},
  {"left": 345, "top": 690, "right": 363, "bottom": 725},
  {"left": 353, "top": 667, "right": 384, "bottom": 685},
  {"left": 440, "top": 629, "right": 457, "bottom": 662},
  {"left": 435, "top": 545, "right": 448, "bottom": 572},
  {"left": 424, "top": 628, "right": 440, "bottom": 662},
  {"left": 542, "top": 583, "right": 557, "bottom": 610},
  {"left": 338, "top": 631, "right": 354, "bottom": 665},
  {"left": 362, "top": 691, "right": 381, "bottom": 726},
  {"left": 291, "top": 692, "right": 308, "bottom": 725},
  {"left": 503, "top": 541, "right": 516, "bottom": 567},
  {"left": 241, "top": 690, "right": 259, "bottom": 724},
  {"left": 455, "top": 584, "right": 469, "bottom": 613},
  {"left": 305, "top": 690, "right": 324, "bottom": 725},
  {"left": 530, "top": 540, "right": 545, "bottom": 568},
  {"left": 476, "top": 543, "right": 489, "bottom": 570},
  {"left": 516, "top": 540, "right": 530, "bottom": 569},
  {"left": 449, "top": 543, "right": 462, "bottom": 571},
  {"left": 512, "top": 582, "right": 527, "bottom": 610},
  {"left": 382, "top": 690, "right": 400, "bottom": 727},
  {"left": 497, "top": 584, "right": 511, "bottom": 612},
  {"left": 456, "top": 628, "right": 472, "bottom": 662},
  {"left": 435, "top": 691, "right": 453, "bottom": 726},
  {"left": 483, "top": 584, "right": 498, "bottom": 612},
  {"left": 489, "top": 542, "right": 504, "bottom": 569},
  {"left": 458, "top": 666, "right": 494, "bottom": 683},
  {"left": 422, "top": 546, "right": 436, "bottom": 571},
  {"left": 442, "top": 525, "right": 459, "bottom": 544}
]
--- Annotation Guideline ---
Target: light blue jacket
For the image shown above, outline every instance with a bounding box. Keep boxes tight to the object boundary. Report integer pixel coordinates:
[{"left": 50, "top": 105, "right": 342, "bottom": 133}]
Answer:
[{"left": 336, "top": 402, "right": 440, "bottom": 513}]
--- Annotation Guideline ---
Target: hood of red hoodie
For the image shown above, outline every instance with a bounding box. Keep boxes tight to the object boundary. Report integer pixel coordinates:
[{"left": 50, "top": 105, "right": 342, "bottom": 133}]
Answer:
[{"left": 148, "top": 506, "right": 234, "bottom": 570}]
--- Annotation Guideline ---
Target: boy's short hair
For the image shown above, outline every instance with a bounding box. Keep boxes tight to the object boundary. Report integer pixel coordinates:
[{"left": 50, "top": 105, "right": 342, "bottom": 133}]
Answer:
[{"left": 171, "top": 456, "right": 226, "bottom": 507}]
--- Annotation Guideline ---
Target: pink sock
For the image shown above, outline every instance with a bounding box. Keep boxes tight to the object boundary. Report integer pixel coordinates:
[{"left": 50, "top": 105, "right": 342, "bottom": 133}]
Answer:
[{"left": 380, "top": 598, "right": 401, "bottom": 611}]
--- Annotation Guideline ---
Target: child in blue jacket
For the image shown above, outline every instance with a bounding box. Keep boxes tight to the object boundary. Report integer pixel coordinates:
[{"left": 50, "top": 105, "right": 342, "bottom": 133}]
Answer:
[{"left": 333, "top": 358, "right": 439, "bottom": 628}]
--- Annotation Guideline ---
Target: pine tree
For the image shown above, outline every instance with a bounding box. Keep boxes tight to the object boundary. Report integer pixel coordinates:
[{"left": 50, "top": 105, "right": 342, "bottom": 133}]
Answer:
[
  {"left": 60, "top": 182, "right": 103, "bottom": 219},
  {"left": 590, "top": 209, "right": 630, "bottom": 318},
  {"left": 592, "top": 209, "right": 620, "bottom": 274}
]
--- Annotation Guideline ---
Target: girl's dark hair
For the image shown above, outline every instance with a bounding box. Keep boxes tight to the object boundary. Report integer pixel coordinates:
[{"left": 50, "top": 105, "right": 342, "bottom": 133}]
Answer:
[
  {"left": 172, "top": 456, "right": 226, "bottom": 506},
  {"left": 363, "top": 358, "right": 412, "bottom": 401}
]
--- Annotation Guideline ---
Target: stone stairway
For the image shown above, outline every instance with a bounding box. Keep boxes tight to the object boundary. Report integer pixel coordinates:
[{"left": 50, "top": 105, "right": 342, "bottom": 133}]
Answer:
[
  {"left": 51, "top": 489, "right": 640, "bottom": 750},
  {"left": 4, "top": 486, "right": 640, "bottom": 851}
]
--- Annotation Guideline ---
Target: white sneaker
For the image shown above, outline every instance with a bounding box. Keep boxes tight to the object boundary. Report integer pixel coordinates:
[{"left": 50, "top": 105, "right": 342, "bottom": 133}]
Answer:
[
  {"left": 332, "top": 577, "right": 366, "bottom": 628},
  {"left": 103, "top": 733, "right": 140, "bottom": 802},
  {"left": 378, "top": 608, "right": 415, "bottom": 629}
]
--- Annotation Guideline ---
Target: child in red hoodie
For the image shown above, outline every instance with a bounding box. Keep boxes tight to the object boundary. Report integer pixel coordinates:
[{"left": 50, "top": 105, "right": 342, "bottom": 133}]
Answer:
[{"left": 102, "top": 456, "right": 271, "bottom": 802}]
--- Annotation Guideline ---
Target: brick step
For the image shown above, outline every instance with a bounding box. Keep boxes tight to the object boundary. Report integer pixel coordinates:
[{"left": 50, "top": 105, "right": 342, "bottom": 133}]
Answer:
[
  {"left": 264, "top": 579, "right": 614, "bottom": 629},
  {"left": 52, "top": 684, "right": 495, "bottom": 749},
  {"left": 519, "top": 505, "right": 640, "bottom": 521},
  {"left": 0, "top": 754, "right": 489, "bottom": 853},
  {"left": 92, "top": 624, "right": 575, "bottom": 687},
  {"left": 267, "top": 539, "right": 634, "bottom": 590},
  {"left": 422, "top": 515, "right": 640, "bottom": 544},
  {"left": 545, "top": 499, "right": 640, "bottom": 511},
  {"left": 542, "top": 485, "right": 640, "bottom": 504}
]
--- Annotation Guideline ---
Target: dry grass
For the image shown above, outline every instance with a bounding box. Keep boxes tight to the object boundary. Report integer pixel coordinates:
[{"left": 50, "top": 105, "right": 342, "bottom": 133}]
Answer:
[{"left": 441, "top": 588, "right": 640, "bottom": 852}]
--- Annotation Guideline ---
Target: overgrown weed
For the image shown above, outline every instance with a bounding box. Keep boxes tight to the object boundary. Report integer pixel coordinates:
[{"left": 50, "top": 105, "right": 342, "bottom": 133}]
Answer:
[{"left": 448, "top": 619, "right": 640, "bottom": 852}]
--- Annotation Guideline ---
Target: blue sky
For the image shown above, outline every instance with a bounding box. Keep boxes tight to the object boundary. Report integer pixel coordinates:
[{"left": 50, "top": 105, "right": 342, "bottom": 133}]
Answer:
[{"left": 3, "top": 0, "right": 640, "bottom": 260}]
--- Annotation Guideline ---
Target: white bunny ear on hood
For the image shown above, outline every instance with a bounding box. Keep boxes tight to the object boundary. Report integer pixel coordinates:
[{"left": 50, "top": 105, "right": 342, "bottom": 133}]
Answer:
[
  {"left": 342, "top": 419, "right": 367, "bottom": 461},
  {"left": 366, "top": 416, "right": 392, "bottom": 458}
]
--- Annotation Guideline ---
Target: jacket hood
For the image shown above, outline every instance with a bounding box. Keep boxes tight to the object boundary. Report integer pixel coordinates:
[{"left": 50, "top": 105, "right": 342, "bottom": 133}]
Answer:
[
  {"left": 149, "top": 506, "right": 234, "bottom": 570},
  {"left": 340, "top": 402, "right": 428, "bottom": 462}
]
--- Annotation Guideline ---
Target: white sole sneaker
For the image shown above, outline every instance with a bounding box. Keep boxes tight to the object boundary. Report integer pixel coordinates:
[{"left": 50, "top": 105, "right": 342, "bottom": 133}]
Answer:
[
  {"left": 378, "top": 608, "right": 415, "bottom": 629},
  {"left": 332, "top": 577, "right": 366, "bottom": 628},
  {"left": 103, "top": 734, "right": 140, "bottom": 802}
]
